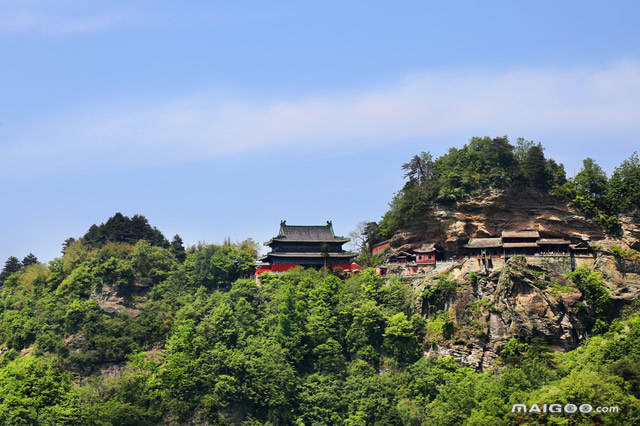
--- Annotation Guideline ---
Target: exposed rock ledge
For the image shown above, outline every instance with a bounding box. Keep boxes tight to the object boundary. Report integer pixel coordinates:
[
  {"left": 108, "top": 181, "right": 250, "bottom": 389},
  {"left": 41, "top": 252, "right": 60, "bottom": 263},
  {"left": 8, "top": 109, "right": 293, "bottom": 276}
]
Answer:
[
  {"left": 422, "top": 258, "right": 591, "bottom": 371},
  {"left": 390, "top": 189, "right": 634, "bottom": 253}
]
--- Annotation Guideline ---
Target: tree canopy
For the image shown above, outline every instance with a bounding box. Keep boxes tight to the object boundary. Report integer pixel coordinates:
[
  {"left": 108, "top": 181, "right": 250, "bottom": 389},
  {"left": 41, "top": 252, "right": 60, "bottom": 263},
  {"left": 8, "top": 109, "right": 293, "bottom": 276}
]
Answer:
[
  {"left": 82, "top": 213, "right": 168, "bottom": 249},
  {"left": 370, "top": 137, "right": 638, "bottom": 243}
]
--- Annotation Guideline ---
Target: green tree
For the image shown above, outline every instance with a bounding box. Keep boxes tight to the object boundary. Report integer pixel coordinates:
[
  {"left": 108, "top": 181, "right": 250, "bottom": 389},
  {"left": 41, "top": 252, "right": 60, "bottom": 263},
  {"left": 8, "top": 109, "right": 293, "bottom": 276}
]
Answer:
[
  {"left": 0, "top": 355, "right": 80, "bottom": 424},
  {"left": 170, "top": 235, "right": 186, "bottom": 263},
  {"left": 0, "top": 256, "right": 22, "bottom": 284},
  {"left": 402, "top": 151, "right": 434, "bottom": 185},
  {"left": 61, "top": 237, "right": 75, "bottom": 255},
  {"left": 383, "top": 312, "right": 426, "bottom": 364},
  {"left": 22, "top": 253, "right": 39, "bottom": 267},
  {"left": 514, "top": 137, "right": 535, "bottom": 162},
  {"left": 523, "top": 143, "right": 552, "bottom": 189},
  {"left": 573, "top": 158, "right": 609, "bottom": 213},
  {"left": 607, "top": 152, "right": 640, "bottom": 211},
  {"left": 569, "top": 266, "right": 611, "bottom": 330},
  {"left": 82, "top": 213, "right": 168, "bottom": 248}
]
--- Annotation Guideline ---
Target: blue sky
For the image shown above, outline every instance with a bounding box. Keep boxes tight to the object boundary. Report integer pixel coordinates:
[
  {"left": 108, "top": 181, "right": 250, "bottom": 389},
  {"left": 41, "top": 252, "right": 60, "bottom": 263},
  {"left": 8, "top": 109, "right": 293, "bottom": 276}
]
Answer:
[{"left": 1, "top": 1, "right": 640, "bottom": 262}]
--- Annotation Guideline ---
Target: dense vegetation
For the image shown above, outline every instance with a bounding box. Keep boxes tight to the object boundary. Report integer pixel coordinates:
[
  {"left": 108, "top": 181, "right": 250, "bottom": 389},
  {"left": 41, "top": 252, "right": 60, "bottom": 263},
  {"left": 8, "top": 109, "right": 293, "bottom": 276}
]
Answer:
[
  {"left": 369, "top": 137, "right": 639, "bottom": 243},
  {"left": 1, "top": 140, "right": 639, "bottom": 424},
  {"left": 81, "top": 212, "right": 170, "bottom": 249},
  {"left": 0, "top": 213, "right": 639, "bottom": 424}
]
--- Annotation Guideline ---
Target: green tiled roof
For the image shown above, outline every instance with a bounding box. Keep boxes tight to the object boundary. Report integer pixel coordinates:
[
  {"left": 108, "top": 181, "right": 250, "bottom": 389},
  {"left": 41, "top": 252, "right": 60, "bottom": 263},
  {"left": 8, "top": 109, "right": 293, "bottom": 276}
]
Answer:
[
  {"left": 265, "top": 220, "right": 350, "bottom": 244},
  {"left": 264, "top": 252, "right": 356, "bottom": 258}
]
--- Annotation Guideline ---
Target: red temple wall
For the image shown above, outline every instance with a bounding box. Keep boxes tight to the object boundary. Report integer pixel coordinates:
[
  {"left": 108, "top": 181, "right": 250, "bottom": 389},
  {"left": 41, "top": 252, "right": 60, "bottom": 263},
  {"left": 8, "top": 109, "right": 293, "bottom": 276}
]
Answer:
[
  {"left": 372, "top": 242, "right": 390, "bottom": 255},
  {"left": 257, "top": 263, "right": 361, "bottom": 275}
]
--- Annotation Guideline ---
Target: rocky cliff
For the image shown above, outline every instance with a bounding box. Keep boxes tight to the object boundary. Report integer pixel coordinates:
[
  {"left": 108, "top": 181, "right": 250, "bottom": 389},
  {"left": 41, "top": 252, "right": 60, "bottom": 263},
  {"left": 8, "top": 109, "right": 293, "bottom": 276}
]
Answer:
[
  {"left": 390, "top": 188, "right": 640, "bottom": 252},
  {"left": 387, "top": 189, "right": 640, "bottom": 370},
  {"left": 419, "top": 258, "right": 587, "bottom": 371}
]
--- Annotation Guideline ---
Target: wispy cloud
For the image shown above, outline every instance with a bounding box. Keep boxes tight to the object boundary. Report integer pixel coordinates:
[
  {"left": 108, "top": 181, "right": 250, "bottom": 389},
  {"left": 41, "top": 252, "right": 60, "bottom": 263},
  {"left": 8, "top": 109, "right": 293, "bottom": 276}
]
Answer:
[
  {"left": 2, "top": 60, "right": 640, "bottom": 176},
  {"left": 0, "top": 1, "right": 120, "bottom": 35}
]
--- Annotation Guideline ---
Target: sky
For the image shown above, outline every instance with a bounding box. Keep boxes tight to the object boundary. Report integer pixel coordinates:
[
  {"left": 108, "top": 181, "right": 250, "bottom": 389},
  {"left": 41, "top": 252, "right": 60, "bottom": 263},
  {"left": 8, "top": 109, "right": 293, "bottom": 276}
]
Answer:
[{"left": 1, "top": 0, "right": 640, "bottom": 262}]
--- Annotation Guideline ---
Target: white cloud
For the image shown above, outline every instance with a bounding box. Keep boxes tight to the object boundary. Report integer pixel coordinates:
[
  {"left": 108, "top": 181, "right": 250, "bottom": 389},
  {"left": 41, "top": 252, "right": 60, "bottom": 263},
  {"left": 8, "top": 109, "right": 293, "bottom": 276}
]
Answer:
[
  {"left": 0, "top": 1, "right": 121, "bottom": 35},
  {"left": 2, "top": 60, "right": 640, "bottom": 176}
]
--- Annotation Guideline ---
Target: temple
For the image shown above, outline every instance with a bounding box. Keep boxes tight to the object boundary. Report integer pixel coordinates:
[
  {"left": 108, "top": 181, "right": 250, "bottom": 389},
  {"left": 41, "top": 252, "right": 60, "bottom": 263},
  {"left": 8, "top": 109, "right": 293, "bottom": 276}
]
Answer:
[
  {"left": 464, "top": 230, "right": 589, "bottom": 259},
  {"left": 256, "top": 221, "right": 361, "bottom": 275}
]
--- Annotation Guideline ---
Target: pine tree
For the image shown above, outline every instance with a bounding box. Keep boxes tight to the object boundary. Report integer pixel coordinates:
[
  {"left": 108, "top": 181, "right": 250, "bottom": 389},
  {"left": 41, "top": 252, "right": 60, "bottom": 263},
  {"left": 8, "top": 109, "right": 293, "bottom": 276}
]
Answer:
[
  {"left": 170, "top": 234, "right": 186, "bottom": 263},
  {"left": 0, "top": 256, "right": 22, "bottom": 284},
  {"left": 524, "top": 143, "right": 552, "bottom": 189},
  {"left": 22, "top": 253, "right": 39, "bottom": 267},
  {"left": 62, "top": 237, "right": 76, "bottom": 254}
]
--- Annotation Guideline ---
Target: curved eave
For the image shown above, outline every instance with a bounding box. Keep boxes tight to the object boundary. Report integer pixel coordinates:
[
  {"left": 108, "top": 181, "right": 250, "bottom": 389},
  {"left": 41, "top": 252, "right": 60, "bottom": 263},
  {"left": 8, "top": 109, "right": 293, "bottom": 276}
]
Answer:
[
  {"left": 265, "top": 238, "right": 350, "bottom": 245},
  {"left": 264, "top": 252, "right": 356, "bottom": 258}
]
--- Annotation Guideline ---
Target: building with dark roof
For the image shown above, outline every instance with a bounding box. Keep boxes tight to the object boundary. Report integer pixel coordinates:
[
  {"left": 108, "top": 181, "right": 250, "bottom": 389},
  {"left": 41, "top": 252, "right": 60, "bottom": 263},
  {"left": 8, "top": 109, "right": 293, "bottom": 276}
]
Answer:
[
  {"left": 256, "top": 221, "right": 361, "bottom": 275},
  {"left": 538, "top": 238, "right": 570, "bottom": 254},
  {"left": 464, "top": 238, "right": 503, "bottom": 257},
  {"left": 501, "top": 230, "right": 540, "bottom": 256},
  {"left": 463, "top": 230, "right": 590, "bottom": 259}
]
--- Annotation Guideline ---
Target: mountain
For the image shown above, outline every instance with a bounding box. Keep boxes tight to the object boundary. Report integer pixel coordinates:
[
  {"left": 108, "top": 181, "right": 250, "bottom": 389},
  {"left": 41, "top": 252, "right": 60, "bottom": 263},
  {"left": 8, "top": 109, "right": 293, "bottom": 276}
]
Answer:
[{"left": 0, "top": 140, "right": 639, "bottom": 424}]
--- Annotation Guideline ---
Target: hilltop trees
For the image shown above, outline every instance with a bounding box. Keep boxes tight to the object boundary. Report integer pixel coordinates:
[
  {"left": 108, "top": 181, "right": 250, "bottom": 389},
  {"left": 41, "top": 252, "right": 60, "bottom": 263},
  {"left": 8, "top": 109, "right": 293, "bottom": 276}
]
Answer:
[
  {"left": 522, "top": 143, "right": 553, "bottom": 189},
  {"left": 372, "top": 137, "right": 637, "bottom": 243},
  {"left": 82, "top": 213, "right": 168, "bottom": 248},
  {"left": 402, "top": 152, "right": 434, "bottom": 185},
  {"left": 608, "top": 152, "right": 640, "bottom": 211},
  {"left": 0, "top": 256, "right": 22, "bottom": 284},
  {"left": 551, "top": 154, "right": 640, "bottom": 235},
  {"left": 374, "top": 136, "right": 565, "bottom": 241},
  {"left": 170, "top": 235, "right": 186, "bottom": 262},
  {"left": 22, "top": 253, "right": 39, "bottom": 267}
]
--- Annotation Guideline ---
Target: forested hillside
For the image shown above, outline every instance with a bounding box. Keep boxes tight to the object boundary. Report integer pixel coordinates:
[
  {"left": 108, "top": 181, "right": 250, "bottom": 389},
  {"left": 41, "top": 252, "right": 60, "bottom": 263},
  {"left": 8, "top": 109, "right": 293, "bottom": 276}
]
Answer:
[
  {"left": 1, "top": 135, "right": 640, "bottom": 424},
  {"left": 1, "top": 238, "right": 639, "bottom": 424}
]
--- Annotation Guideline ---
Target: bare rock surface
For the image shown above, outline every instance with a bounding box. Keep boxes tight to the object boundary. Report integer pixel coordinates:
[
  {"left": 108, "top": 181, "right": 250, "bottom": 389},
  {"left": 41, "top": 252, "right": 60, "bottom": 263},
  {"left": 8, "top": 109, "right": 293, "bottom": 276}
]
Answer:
[
  {"left": 392, "top": 189, "right": 613, "bottom": 253},
  {"left": 89, "top": 279, "right": 151, "bottom": 316},
  {"left": 424, "top": 258, "right": 587, "bottom": 371}
]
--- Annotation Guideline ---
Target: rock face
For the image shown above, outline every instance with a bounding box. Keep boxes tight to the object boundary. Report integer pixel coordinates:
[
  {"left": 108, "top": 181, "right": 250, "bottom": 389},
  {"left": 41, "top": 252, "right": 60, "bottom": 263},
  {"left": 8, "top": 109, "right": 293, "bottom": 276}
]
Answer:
[
  {"left": 424, "top": 258, "right": 587, "bottom": 371},
  {"left": 89, "top": 279, "right": 151, "bottom": 317},
  {"left": 619, "top": 211, "right": 640, "bottom": 250},
  {"left": 392, "top": 189, "right": 612, "bottom": 253},
  {"left": 386, "top": 189, "right": 640, "bottom": 370},
  {"left": 593, "top": 253, "right": 640, "bottom": 301}
]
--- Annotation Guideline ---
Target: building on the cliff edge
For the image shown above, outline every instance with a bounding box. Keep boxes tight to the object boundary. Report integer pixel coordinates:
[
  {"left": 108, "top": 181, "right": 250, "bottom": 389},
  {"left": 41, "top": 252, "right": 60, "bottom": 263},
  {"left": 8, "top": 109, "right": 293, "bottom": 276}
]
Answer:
[
  {"left": 256, "top": 220, "right": 362, "bottom": 275},
  {"left": 501, "top": 230, "right": 540, "bottom": 257},
  {"left": 463, "top": 230, "right": 590, "bottom": 259},
  {"left": 376, "top": 243, "right": 443, "bottom": 276},
  {"left": 371, "top": 240, "right": 391, "bottom": 256},
  {"left": 463, "top": 237, "right": 503, "bottom": 257}
]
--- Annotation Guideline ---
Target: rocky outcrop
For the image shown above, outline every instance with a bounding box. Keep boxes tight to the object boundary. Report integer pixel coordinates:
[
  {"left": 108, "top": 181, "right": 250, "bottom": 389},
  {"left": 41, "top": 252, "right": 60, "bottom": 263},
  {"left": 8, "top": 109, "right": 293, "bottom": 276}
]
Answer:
[
  {"left": 89, "top": 279, "right": 151, "bottom": 316},
  {"left": 593, "top": 254, "right": 640, "bottom": 301},
  {"left": 423, "top": 258, "right": 587, "bottom": 371},
  {"left": 619, "top": 210, "right": 640, "bottom": 250},
  {"left": 391, "top": 189, "right": 619, "bottom": 253},
  {"left": 386, "top": 190, "right": 639, "bottom": 370}
]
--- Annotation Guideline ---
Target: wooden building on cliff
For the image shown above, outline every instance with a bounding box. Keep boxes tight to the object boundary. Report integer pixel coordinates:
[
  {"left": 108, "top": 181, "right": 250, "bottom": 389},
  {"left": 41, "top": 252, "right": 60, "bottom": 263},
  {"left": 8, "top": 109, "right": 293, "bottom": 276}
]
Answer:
[
  {"left": 463, "top": 230, "right": 589, "bottom": 259},
  {"left": 256, "top": 221, "right": 361, "bottom": 275},
  {"left": 501, "top": 230, "right": 540, "bottom": 257},
  {"left": 463, "top": 237, "right": 503, "bottom": 257},
  {"left": 371, "top": 240, "right": 391, "bottom": 256}
]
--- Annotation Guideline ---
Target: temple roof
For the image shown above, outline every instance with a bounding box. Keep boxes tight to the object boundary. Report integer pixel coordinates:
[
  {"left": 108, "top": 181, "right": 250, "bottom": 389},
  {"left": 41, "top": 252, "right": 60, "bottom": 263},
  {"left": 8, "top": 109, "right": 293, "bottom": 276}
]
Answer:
[
  {"left": 464, "top": 238, "right": 502, "bottom": 249},
  {"left": 265, "top": 220, "right": 350, "bottom": 245},
  {"left": 502, "top": 230, "right": 540, "bottom": 239},
  {"left": 538, "top": 238, "right": 570, "bottom": 245},
  {"left": 570, "top": 241, "right": 591, "bottom": 250},
  {"left": 503, "top": 242, "right": 538, "bottom": 248},
  {"left": 413, "top": 243, "right": 440, "bottom": 253},
  {"left": 262, "top": 252, "right": 356, "bottom": 258}
]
